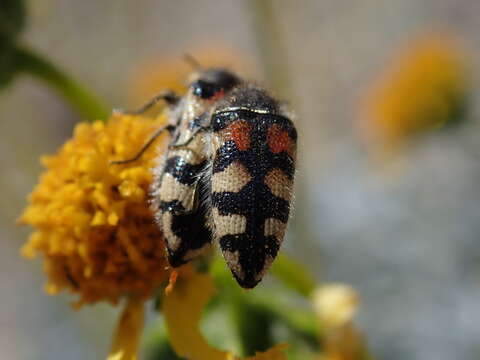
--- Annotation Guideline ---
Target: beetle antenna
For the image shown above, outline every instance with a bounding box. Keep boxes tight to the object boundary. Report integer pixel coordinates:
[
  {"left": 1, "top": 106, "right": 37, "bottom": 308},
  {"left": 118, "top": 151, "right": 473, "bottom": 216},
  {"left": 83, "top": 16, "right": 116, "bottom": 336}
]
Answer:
[{"left": 183, "top": 53, "right": 203, "bottom": 70}]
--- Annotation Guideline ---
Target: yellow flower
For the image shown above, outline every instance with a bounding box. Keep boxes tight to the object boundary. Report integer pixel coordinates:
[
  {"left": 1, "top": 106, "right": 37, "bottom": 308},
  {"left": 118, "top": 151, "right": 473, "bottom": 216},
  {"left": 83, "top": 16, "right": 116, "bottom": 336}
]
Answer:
[
  {"left": 163, "top": 268, "right": 288, "bottom": 360},
  {"left": 164, "top": 268, "right": 231, "bottom": 360},
  {"left": 361, "top": 33, "right": 469, "bottom": 152},
  {"left": 313, "top": 284, "right": 359, "bottom": 331},
  {"left": 19, "top": 113, "right": 170, "bottom": 306},
  {"left": 313, "top": 284, "right": 372, "bottom": 360},
  {"left": 108, "top": 296, "right": 145, "bottom": 360}
]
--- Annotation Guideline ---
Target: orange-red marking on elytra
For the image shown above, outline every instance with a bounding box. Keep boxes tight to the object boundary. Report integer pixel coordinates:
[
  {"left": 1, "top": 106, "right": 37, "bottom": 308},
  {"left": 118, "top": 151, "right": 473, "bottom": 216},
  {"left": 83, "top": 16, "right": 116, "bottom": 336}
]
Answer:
[
  {"left": 226, "top": 120, "right": 252, "bottom": 151},
  {"left": 267, "top": 124, "right": 292, "bottom": 155}
]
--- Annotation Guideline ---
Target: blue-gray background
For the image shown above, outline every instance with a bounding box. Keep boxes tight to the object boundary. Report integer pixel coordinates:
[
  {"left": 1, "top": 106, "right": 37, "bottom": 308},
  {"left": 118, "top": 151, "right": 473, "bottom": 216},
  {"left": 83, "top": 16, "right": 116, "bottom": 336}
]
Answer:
[{"left": 2, "top": 1, "right": 480, "bottom": 359}]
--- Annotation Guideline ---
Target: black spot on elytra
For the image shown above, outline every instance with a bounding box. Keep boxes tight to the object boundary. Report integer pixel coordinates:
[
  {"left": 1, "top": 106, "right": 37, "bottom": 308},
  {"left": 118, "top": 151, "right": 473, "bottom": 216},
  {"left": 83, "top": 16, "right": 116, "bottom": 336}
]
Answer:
[
  {"left": 212, "top": 108, "right": 296, "bottom": 139},
  {"left": 159, "top": 200, "right": 212, "bottom": 267},
  {"left": 168, "top": 210, "right": 212, "bottom": 267},
  {"left": 213, "top": 140, "right": 294, "bottom": 179},
  {"left": 220, "top": 234, "right": 280, "bottom": 288},
  {"left": 164, "top": 157, "right": 207, "bottom": 185},
  {"left": 159, "top": 156, "right": 212, "bottom": 267},
  {"left": 212, "top": 183, "right": 290, "bottom": 223}
]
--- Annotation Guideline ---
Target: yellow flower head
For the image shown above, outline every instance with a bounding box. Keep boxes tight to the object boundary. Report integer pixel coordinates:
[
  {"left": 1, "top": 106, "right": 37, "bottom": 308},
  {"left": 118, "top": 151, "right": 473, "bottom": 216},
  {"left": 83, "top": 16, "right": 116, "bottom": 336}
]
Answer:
[
  {"left": 313, "top": 284, "right": 359, "bottom": 331},
  {"left": 361, "top": 33, "right": 469, "bottom": 151},
  {"left": 19, "top": 113, "right": 170, "bottom": 306}
]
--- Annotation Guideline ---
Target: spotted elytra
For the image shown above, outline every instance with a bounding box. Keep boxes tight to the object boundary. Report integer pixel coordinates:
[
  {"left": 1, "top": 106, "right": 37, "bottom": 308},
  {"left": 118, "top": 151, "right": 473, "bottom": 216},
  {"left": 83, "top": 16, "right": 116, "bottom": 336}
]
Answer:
[{"left": 113, "top": 66, "right": 296, "bottom": 288}]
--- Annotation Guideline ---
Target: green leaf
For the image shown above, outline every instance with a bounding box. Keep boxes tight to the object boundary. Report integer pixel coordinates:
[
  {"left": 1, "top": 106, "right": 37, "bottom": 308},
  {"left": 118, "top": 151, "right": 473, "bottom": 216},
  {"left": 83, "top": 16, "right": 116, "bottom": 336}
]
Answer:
[
  {"left": 0, "top": 0, "right": 25, "bottom": 40},
  {"left": 0, "top": 42, "right": 17, "bottom": 88},
  {"left": 271, "top": 253, "right": 316, "bottom": 297},
  {"left": 229, "top": 297, "right": 276, "bottom": 356},
  {"left": 14, "top": 46, "right": 109, "bottom": 120},
  {"left": 142, "top": 322, "right": 183, "bottom": 360},
  {"left": 0, "top": 0, "right": 25, "bottom": 88}
]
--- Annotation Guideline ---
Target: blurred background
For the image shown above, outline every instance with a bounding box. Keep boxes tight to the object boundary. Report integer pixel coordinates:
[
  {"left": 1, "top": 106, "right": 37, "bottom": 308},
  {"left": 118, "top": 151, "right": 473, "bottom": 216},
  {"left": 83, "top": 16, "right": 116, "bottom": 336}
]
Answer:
[{"left": 2, "top": 1, "right": 480, "bottom": 359}]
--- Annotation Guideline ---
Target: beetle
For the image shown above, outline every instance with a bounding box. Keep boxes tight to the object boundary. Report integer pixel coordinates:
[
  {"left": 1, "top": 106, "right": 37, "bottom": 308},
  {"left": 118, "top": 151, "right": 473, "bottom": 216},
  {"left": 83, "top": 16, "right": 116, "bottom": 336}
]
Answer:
[
  {"left": 115, "top": 67, "right": 241, "bottom": 266},
  {"left": 114, "top": 66, "right": 296, "bottom": 288},
  {"left": 207, "top": 84, "right": 297, "bottom": 288},
  {"left": 149, "top": 68, "right": 241, "bottom": 267}
]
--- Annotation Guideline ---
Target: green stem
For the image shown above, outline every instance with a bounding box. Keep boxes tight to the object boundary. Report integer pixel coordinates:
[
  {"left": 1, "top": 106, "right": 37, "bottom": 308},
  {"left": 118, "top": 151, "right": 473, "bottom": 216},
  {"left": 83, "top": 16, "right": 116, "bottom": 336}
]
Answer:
[
  {"left": 248, "top": 0, "right": 292, "bottom": 99},
  {"left": 229, "top": 297, "right": 275, "bottom": 356},
  {"left": 14, "top": 46, "right": 109, "bottom": 121}
]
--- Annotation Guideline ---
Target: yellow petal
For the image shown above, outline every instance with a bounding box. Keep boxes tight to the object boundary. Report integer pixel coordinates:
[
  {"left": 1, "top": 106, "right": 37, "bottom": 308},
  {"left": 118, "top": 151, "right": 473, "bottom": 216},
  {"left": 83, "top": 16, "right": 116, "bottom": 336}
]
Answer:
[
  {"left": 163, "top": 270, "right": 230, "bottom": 360},
  {"left": 107, "top": 297, "right": 145, "bottom": 360}
]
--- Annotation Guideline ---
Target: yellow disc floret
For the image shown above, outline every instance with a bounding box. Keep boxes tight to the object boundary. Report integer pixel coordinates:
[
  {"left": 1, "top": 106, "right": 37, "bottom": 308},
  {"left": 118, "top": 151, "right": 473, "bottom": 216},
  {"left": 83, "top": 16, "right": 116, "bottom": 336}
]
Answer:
[{"left": 19, "top": 113, "right": 170, "bottom": 306}]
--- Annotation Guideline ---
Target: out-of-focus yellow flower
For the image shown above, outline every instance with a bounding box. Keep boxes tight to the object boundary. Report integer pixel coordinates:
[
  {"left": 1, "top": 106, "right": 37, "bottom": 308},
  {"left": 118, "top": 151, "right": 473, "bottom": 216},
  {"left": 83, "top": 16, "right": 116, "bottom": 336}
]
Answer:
[
  {"left": 313, "top": 284, "right": 372, "bottom": 360},
  {"left": 164, "top": 268, "right": 288, "bottom": 360},
  {"left": 128, "top": 44, "right": 253, "bottom": 106},
  {"left": 361, "top": 34, "right": 469, "bottom": 153},
  {"left": 313, "top": 284, "right": 359, "bottom": 331},
  {"left": 19, "top": 113, "right": 170, "bottom": 306}
]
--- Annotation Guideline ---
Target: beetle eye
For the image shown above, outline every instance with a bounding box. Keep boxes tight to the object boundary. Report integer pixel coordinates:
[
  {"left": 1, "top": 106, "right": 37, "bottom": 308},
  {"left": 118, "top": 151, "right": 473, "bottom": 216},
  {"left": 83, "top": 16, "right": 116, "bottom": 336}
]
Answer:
[{"left": 192, "top": 80, "right": 216, "bottom": 99}]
